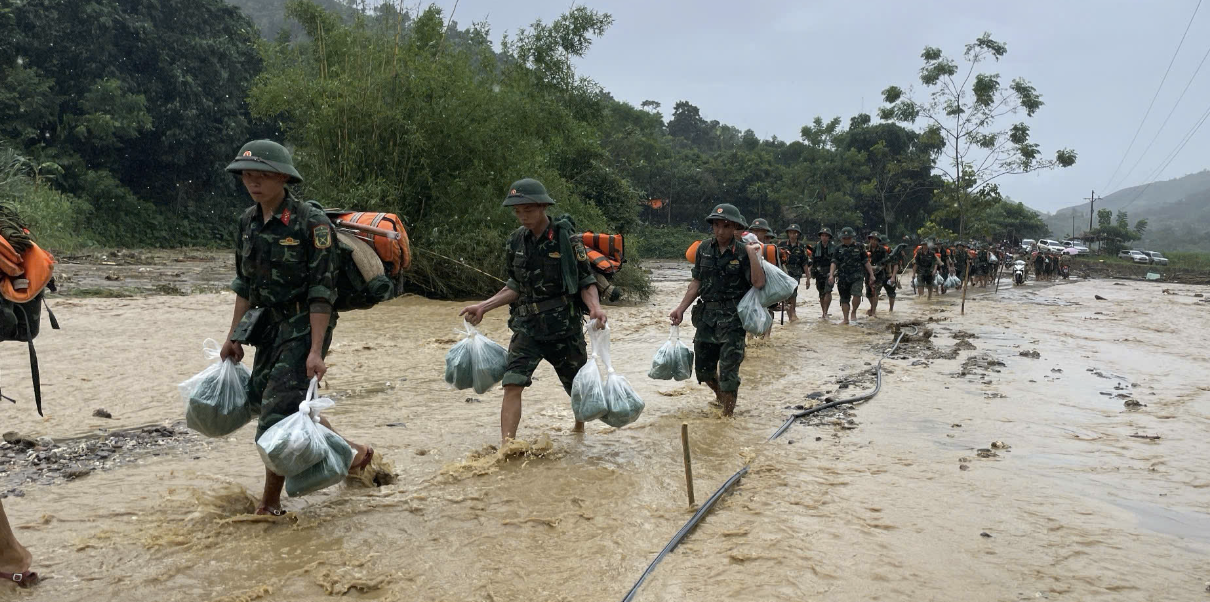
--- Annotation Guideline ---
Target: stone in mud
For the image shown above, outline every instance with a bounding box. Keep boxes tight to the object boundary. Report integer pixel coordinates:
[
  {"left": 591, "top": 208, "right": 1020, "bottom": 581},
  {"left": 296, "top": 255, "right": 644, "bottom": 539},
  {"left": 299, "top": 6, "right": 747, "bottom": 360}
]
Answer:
[
  {"left": 959, "top": 463, "right": 970, "bottom": 471},
  {"left": 954, "top": 340, "right": 977, "bottom": 351},
  {"left": 990, "top": 441, "right": 1009, "bottom": 450},
  {"left": 35, "top": 436, "right": 53, "bottom": 448},
  {"left": 1095, "top": 295, "right": 1108, "bottom": 300},
  {"left": 1124, "top": 399, "right": 1145, "bottom": 409},
  {"left": 976, "top": 448, "right": 998, "bottom": 459},
  {"left": 92, "top": 408, "right": 113, "bottom": 419},
  {"left": 1018, "top": 349, "right": 1041, "bottom": 359},
  {"left": 63, "top": 466, "right": 92, "bottom": 479}
]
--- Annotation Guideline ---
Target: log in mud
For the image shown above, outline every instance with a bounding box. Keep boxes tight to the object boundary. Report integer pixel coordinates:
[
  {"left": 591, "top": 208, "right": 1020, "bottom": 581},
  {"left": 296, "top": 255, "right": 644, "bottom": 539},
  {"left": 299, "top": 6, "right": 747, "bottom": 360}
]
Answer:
[{"left": 1, "top": 255, "right": 1209, "bottom": 601}]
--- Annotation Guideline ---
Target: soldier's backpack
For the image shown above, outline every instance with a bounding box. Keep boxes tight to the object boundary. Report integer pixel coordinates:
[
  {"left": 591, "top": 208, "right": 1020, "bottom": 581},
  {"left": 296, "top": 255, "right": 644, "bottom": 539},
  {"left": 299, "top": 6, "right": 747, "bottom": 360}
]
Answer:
[
  {"left": 0, "top": 206, "right": 59, "bottom": 416},
  {"left": 309, "top": 203, "right": 412, "bottom": 312}
]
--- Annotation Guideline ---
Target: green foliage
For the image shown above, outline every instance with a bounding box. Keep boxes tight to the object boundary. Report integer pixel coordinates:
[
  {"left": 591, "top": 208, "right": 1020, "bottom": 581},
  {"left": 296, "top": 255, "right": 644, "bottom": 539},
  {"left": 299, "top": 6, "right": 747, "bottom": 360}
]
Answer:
[
  {"left": 630, "top": 224, "right": 706, "bottom": 259},
  {"left": 880, "top": 32, "right": 1076, "bottom": 237},
  {"left": 0, "top": 146, "right": 94, "bottom": 251}
]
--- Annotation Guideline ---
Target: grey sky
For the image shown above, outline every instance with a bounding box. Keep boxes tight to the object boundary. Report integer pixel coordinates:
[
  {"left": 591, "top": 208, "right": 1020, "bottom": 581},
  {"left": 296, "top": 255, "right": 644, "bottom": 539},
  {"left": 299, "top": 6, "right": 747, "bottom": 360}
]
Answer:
[{"left": 428, "top": 0, "right": 1210, "bottom": 214}]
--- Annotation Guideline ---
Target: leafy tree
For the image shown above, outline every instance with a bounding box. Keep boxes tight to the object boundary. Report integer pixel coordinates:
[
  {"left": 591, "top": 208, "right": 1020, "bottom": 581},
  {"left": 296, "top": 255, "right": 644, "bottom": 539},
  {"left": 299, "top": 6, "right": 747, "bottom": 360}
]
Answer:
[
  {"left": 1098, "top": 208, "right": 1113, "bottom": 229},
  {"left": 880, "top": 33, "right": 1077, "bottom": 237}
]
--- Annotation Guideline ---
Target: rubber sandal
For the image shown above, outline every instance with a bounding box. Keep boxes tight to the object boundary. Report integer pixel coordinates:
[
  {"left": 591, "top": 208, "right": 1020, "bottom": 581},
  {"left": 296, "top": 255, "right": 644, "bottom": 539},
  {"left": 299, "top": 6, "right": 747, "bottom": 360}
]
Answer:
[
  {"left": 348, "top": 445, "right": 374, "bottom": 475},
  {"left": 254, "top": 505, "right": 286, "bottom": 517},
  {"left": 0, "top": 570, "right": 38, "bottom": 588}
]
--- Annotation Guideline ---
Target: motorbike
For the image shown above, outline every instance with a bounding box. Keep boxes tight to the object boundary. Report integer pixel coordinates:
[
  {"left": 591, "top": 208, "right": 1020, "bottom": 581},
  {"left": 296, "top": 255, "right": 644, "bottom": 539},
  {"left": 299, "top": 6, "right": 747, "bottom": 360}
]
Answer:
[
  {"left": 1013, "top": 260, "right": 1026, "bottom": 286},
  {"left": 1059, "top": 264, "right": 1070, "bottom": 280}
]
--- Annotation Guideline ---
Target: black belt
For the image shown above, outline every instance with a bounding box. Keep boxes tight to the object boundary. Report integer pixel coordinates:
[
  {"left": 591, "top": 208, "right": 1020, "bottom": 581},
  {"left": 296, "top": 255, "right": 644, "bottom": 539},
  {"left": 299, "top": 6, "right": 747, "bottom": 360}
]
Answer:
[
  {"left": 702, "top": 299, "right": 739, "bottom": 309},
  {"left": 517, "top": 295, "right": 571, "bottom": 316},
  {"left": 260, "top": 300, "right": 306, "bottom": 321}
]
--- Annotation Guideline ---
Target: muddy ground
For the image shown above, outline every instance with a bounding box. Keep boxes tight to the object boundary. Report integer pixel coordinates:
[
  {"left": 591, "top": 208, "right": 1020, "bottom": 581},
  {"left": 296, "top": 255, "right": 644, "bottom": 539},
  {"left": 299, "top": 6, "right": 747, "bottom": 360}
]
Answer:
[{"left": 1, "top": 253, "right": 1208, "bottom": 601}]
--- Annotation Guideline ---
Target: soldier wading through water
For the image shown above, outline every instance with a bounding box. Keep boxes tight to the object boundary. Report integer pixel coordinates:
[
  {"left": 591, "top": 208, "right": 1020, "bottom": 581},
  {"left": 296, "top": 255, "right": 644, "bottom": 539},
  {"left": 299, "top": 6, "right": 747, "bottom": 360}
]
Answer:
[
  {"left": 669, "top": 204, "right": 766, "bottom": 416},
  {"left": 221, "top": 140, "right": 373, "bottom": 516},
  {"left": 460, "top": 179, "right": 608, "bottom": 444}
]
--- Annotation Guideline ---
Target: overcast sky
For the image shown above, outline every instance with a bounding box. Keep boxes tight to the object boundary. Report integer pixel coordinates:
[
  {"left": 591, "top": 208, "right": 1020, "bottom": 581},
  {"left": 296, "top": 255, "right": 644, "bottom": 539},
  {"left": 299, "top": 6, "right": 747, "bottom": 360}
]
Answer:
[{"left": 426, "top": 0, "right": 1210, "bottom": 214}]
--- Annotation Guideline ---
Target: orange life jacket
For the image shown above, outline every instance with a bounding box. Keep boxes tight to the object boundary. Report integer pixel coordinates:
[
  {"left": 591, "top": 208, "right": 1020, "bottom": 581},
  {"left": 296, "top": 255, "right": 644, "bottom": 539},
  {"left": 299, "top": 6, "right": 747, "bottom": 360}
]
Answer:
[
  {"left": 685, "top": 239, "right": 780, "bottom": 265},
  {"left": 332, "top": 212, "right": 411, "bottom": 275},
  {"left": 0, "top": 240, "right": 55, "bottom": 304},
  {"left": 586, "top": 248, "right": 621, "bottom": 274},
  {"left": 581, "top": 232, "right": 624, "bottom": 264}
]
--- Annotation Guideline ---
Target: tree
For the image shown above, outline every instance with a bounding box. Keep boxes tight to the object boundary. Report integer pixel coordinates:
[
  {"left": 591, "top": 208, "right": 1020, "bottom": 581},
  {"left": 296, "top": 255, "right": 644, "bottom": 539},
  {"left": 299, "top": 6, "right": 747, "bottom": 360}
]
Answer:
[
  {"left": 840, "top": 119, "right": 940, "bottom": 237},
  {"left": 880, "top": 33, "right": 1077, "bottom": 237},
  {"left": 1098, "top": 208, "right": 1113, "bottom": 229}
]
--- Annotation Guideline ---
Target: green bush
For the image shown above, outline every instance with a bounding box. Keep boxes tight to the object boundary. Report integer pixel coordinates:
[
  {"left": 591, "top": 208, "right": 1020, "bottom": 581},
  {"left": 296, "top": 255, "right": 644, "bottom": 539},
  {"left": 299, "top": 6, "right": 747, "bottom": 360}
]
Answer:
[{"left": 630, "top": 224, "right": 707, "bottom": 260}]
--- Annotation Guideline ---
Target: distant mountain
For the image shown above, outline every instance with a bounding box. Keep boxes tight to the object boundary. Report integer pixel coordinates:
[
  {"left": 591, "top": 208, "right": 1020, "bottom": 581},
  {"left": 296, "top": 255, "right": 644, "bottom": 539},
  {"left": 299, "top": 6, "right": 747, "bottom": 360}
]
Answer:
[{"left": 1042, "top": 170, "right": 1210, "bottom": 251}]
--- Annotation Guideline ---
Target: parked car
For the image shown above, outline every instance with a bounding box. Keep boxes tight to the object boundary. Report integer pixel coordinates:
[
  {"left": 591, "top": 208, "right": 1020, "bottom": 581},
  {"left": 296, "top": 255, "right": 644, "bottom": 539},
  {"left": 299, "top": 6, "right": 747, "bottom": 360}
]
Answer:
[
  {"left": 1039, "top": 239, "right": 1066, "bottom": 252},
  {"left": 1021, "top": 238, "right": 1037, "bottom": 251},
  {"left": 1062, "top": 240, "right": 1090, "bottom": 255},
  {"left": 1118, "top": 250, "right": 1150, "bottom": 264},
  {"left": 1142, "top": 251, "right": 1168, "bottom": 266}
]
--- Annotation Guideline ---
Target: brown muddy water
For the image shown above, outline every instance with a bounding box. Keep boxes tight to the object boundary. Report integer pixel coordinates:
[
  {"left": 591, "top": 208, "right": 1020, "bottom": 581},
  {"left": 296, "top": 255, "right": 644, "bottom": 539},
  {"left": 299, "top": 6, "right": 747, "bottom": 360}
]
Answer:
[{"left": 1, "top": 261, "right": 1208, "bottom": 601}]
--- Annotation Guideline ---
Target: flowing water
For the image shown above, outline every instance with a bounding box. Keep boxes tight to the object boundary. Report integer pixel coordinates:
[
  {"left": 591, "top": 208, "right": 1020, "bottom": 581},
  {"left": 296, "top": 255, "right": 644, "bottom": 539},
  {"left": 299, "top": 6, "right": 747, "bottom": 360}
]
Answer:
[{"left": 2, "top": 263, "right": 1208, "bottom": 601}]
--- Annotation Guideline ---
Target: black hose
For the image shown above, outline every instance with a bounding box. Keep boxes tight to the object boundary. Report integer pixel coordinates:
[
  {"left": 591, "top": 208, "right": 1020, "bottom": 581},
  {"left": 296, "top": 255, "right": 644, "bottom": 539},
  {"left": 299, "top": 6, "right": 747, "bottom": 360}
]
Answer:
[{"left": 620, "top": 326, "right": 915, "bottom": 602}]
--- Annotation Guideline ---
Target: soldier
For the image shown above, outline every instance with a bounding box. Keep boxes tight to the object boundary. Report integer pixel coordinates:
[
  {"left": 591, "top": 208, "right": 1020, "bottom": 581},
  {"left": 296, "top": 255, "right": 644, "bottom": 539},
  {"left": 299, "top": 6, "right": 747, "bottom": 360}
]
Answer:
[
  {"left": 913, "top": 238, "right": 939, "bottom": 299},
  {"left": 220, "top": 140, "right": 373, "bottom": 516},
  {"left": 953, "top": 241, "right": 970, "bottom": 287},
  {"left": 669, "top": 204, "right": 765, "bottom": 416},
  {"left": 827, "top": 227, "right": 875, "bottom": 325},
  {"left": 460, "top": 179, "right": 608, "bottom": 444},
  {"left": 778, "top": 223, "right": 811, "bottom": 322},
  {"left": 811, "top": 227, "right": 837, "bottom": 319},
  {"left": 1033, "top": 248, "right": 1044, "bottom": 282},
  {"left": 748, "top": 218, "right": 774, "bottom": 244},
  {"left": 865, "top": 232, "right": 897, "bottom": 316},
  {"left": 976, "top": 244, "right": 992, "bottom": 287},
  {"left": 937, "top": 241, "right": 952, "bottom": 294}
]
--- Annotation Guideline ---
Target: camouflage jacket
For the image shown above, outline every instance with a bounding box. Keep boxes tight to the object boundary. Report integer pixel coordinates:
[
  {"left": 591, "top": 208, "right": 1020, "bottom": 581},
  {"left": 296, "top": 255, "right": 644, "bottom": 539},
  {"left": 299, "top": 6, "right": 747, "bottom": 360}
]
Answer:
[
  {"left": 913, "top": 246, "right": 937, "bottom": 270},
  {"left": 867, "top": 243, "right": 892, "bottom": 274},
  {"left": 831, "top": 243, "right": 870, "bottom": 281},
  {"left": 505, "top": 223, "right": 596, "bottom": 341},
  {"left": 693, "top": 237, "right": 753, "bottom": 304},
  {"left": 810, "top": 241, "right": 836, "bottom": 276},
  {"left": 778, "top": 241, "right": 810, "bottom": 278}
]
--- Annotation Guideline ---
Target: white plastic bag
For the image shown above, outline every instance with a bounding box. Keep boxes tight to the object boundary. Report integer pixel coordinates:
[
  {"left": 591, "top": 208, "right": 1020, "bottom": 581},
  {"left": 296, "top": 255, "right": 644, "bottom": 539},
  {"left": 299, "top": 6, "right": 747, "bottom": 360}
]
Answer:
[
  {"left": 284, "top": 427, "right": 354, "bottom": 497},
  {"left": 444, "top": 320, "right": 508, "bottom": 395},
  {"left": 946, "top": 275, "right": 962, "bottom": 288},
  {"left": 648, "top": 325, "right": 694, "bottom": 381},
  {"left": 571, "top": 320, "right": 608, "bottom": 423},
  {"left": 256, "top": 378, "right": 338, "bottom": 478},
  {"left": 595, "top": 322, "right": 644, "bottom": 428},
  {"left": 178, "top": 338, "right": 253, "bottom": 438},
  {"left": 934, "top": 273, "right": 945, "bottom": 287},
  {"left": 755, "top": 258, "right": 797, "bottom": 307},
  {"left": 738, "top": 287, "right": 773, "bottom": 335}
]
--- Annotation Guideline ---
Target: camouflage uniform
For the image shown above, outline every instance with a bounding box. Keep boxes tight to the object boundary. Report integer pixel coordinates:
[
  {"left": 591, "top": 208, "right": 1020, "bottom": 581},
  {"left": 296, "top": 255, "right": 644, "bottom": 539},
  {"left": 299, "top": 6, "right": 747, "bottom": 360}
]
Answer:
[
  {"left": 811, "top": 239, "right": 836, "bottom": 298},
  {"left": 691, "top": 237, "right": 752, "bottom": 393},
  {"left": 231, "top": 191, "right": 339, "bottom": 439},
  {"left": 778, "top": 236, "right": 809, "bottom": 300},
  {"left": 866, "top": 242, "right": 896, "bottom": 299},
  {"left": 913, "top": 245, "right": 937, "bottom": 286},
  {"left": 501, "top": 223, "right": 596, "bottom": 394},
  {"left": 938, "top": 246, "right": 951, "bottom": 280},
  {"left": 831, "top": 242, "right": 869, "bottom": 305}
]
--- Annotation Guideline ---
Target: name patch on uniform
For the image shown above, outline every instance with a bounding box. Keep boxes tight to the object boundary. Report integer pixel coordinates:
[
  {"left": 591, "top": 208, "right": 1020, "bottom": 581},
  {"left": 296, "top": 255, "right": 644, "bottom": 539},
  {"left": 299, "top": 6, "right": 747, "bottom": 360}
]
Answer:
[
  {"left": 279, "top": 237, "right": 301, "bottom": 246},
  {"left": 548, "top": 252, "right": 561, "bottom": 259},
  {"left": 313, "top": 225, "right": 332, "bottom": 249}
]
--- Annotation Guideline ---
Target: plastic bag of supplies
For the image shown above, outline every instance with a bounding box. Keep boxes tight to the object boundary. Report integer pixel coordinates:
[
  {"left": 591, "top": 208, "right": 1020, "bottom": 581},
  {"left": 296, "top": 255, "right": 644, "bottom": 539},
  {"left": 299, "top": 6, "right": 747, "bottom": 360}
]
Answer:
[
  {"left": 256, "top": 378, "right": 339, "bottom": 477},
  {"left": 444, "top": 320, "right": 508, "bottom": 395},
  {"left": 738, "top": 287, "right": 773, "bottom": 335},
  {"left": 755, "top": 258, "right": 796, "bottom": 307},
  {"left": 934, "top": 273, "right": 945, "bottom": 287},
  {"left": 284, "top": 426, "right": 355, "bottom": 497},
  {"left": 571, "top": 320, "right": 609, "bottom": 423},
  {"left": 648, "top": 325, "right": 693, "bottom": 381},
  {"left": 178, "top": 338, "right": 253, "bottom": 438},
  {"left": 945, "top": 275, "right": 962, "bottom": 288},
  {"left": 595, "top": 321, "right": 644, "bottom": 428}
]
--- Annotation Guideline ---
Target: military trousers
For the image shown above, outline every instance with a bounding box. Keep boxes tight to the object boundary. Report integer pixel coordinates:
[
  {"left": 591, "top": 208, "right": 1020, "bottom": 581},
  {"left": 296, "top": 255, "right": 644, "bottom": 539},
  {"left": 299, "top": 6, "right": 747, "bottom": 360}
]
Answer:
[
  {"left": 502, "top": 331, "right": 588, "bottom": 395},
  {"left": 248, "top": 325, "right": 334, "bottom": 441},
  {"left": 694, "top": 309, "right": 746, "bottom": 393}
]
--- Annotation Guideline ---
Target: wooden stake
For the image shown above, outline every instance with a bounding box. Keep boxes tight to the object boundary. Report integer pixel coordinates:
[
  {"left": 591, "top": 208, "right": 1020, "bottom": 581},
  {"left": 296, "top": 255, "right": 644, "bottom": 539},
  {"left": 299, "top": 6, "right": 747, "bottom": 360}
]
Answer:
[{"left": 681, "top": 423, "right": 695, "bottom": 507}]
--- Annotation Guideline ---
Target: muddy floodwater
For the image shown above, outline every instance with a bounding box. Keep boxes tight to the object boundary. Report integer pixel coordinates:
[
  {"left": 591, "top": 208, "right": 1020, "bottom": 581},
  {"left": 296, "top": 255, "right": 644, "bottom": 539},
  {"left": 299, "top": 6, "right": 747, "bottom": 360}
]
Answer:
[{"left": 1, "top": 259, "right": 1208, "bottom": 601}]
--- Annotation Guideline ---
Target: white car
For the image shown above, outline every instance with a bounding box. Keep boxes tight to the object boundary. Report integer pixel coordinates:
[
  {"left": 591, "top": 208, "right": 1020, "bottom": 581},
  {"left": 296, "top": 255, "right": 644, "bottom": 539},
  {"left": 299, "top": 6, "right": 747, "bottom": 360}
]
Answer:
[
  {"left": 1038, "top": 239, "right": 1066, "bottom": 252},
  {"left": 1021, "top": 238, "right": 1037, "bottom": 251},
  {"left": 1142, "top": 251, "right": 1168, "bottom": 266},
  {"left": 1118, "top": 250, "right": 1150, "bottom": 264},
  {"left": 1063, "top": 240, "right": 1090, "bottom": 255}
]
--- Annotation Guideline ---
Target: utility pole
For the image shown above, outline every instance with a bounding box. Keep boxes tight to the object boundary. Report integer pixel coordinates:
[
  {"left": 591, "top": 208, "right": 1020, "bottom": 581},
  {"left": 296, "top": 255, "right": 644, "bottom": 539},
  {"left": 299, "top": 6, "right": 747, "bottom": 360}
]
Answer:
[{"left": 1084, "top": 190, "right": 1099, "bottom": 251}]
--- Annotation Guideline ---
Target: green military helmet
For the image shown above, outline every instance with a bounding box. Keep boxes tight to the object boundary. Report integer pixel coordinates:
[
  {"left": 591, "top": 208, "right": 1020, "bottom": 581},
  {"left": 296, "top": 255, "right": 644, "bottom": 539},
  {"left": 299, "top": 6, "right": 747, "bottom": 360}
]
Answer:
[
  {"left": 867, "top": 231, "right": 883, "bottom": 241},
  {"left": 839, "top": 226, "right": 856, "bottom": 238},
  {"left": 704, "top": 203, "right": 748, "bottom": 228},
  {"left": 225, "top": 140, "right": 303, "bottom": 184},
  {"left": 784, "top": 223, "right": 802, "bottom": 234},
  {"left": 503, "top": 178, "right": 556, "bottom": 207},
  {"left": 749, "top": 218, "right": 772, "bottom": 233},
  {"left": 818, "top": 227, "right": 833, "bottom": 237}
]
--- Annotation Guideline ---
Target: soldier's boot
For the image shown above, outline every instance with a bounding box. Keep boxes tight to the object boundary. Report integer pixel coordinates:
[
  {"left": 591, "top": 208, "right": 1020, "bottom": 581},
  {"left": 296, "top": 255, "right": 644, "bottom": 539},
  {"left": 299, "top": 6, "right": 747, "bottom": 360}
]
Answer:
[
  {"left": 704, "top": 380, "right": 722, "bottom": 407},
  {"left": 719, "top": 391, "right": 738, "bottom": 416}
]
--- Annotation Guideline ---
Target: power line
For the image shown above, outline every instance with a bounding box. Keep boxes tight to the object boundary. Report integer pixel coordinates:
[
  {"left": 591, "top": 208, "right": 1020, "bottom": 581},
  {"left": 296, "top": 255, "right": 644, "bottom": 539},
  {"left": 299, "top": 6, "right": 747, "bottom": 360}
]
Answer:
[
  {"left": 1101, "top": 0, "right": 1202, "bottom": 191},
  {"left": 1117, "top": 99, "right": 1210, "bottom": 212},
  {"left": 1108, "top": 40, "right": 1210, "bottom": 191}
]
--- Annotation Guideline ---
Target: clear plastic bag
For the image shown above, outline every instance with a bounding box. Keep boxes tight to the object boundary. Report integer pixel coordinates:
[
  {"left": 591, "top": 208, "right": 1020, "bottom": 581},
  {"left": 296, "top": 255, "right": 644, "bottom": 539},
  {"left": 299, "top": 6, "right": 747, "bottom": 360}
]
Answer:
[
  {"left": 738, "top": 287, "right": 773, "bottom": 335},
  {"left": 934, "top": 273, "right": 945, "bottom": 287},
  {"left": 571, "top": 320, "right": 608, "bottom": 423},
  {"left": 284, "top": 426, "right": 355, "bottom": 497},
  {"left": 648, "top": 325, "right": 693, "bottom": 381},
  {"left": 178, "top": 339, "right": 253, "bottom": 438},
  {"left": 946, "top": 275, "right": 962, "bottom": 288},
  {"left": 256, "top": 378, "right": 338, "bottom": 478},
  {"left": 444, "top": 320, "right": 508, "bottom": 395},
  {"left": 755, "top": 258, "right": 797, "bottom": 307},
  {"left": 595, "top": 321, "right": 644, "bottom": 428}
]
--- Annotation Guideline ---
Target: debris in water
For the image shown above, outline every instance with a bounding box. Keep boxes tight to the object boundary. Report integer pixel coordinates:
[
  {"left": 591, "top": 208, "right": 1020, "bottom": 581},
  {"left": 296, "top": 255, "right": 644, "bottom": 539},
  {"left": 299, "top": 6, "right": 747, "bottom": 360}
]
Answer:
[
  {"left": 951, "top": 330, "right": 979, "bottom": 340},
  {"left": 959, "top": 464, "right": 970, "bottom": 471},
  {"left": 384, "top": 422, "right": 406, "bottom": 428},
  {"left": 990, "top": 441, "right": 1009, "bottom": 450},
  {"left": 92, "top": 408, "right": 113, "bottom": 419},
  {"left": 1129, "top": 433, "right": 1161, "bottom": 441},
  {"left": 1095, "top": 295, "right": 1108, "bottom": 300},
  {"left": 984, "top": 392, "right": 1007, "bottom": 399},
  {"left": 464, "top": 397, "right": 482, "bottom": 403},
  {"left": 976, "top": 448, "right": 998, "bottom": 458},
  {"left": 954, "top": 339, "right": 977, "bottom": 351},
  {"left": 1124, "top": 399, "right": 1145, "bottom": 409},
  {"left": 1018, "top": 349, "right": 1041, "bottom": 359},
  {"left": 980, "top": 531, "right": 992, "bottom": 538}
]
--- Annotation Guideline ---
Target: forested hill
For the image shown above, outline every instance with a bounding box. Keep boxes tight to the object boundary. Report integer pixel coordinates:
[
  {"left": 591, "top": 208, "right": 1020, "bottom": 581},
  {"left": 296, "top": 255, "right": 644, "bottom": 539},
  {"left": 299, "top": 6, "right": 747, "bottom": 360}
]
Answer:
[{"left": 1044, "top": 170, "right": 1210, "bottom": 251}]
